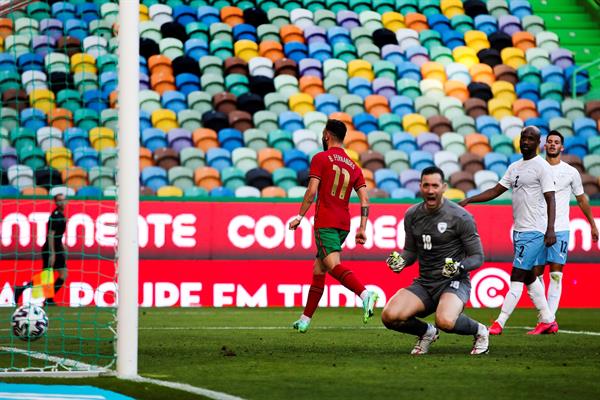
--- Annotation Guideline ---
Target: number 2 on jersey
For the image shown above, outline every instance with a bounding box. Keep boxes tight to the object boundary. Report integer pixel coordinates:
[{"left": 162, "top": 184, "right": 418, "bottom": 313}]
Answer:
[{"left": 331, "top": 165, "right": 350, "bottom": 199}]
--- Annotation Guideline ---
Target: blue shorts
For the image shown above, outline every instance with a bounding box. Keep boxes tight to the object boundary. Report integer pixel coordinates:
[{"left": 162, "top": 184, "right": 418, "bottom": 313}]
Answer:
[
  {"left": 534, "top": 230, "right": 569, "bottom": 266},
  {"left": 513, "top": 231, "right": 545, "bottom": 270}
]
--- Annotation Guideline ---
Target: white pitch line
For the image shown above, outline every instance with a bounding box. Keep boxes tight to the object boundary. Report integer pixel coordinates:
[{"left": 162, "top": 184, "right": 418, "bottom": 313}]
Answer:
[
  {"left": 0, "top": 347, "right": 101, "bottom": 371},
  {"left": 138, "top": 326, "right": 385, "bottom": 330},
  {"left": 127, "top": 375, "right": 246, "bottom": 400},
  {"left": 2, "top": 326, "right": 600, "bottom": 334},
  {"left": 508, "top": 326, "right": 600, "bottom": 336},
  {"left": 0, "top": 326, "right": 385, "bottom": 332},
  {"left": 1, "top": 347, "right": 246, "bottom": 400}
]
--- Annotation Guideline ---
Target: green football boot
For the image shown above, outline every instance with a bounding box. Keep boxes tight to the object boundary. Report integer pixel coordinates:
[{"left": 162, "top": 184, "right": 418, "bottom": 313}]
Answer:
[
  {"left": 362, "top": 291, "right": 379, "bottom": 324},
  {"left": 292, "top": 318, "right": 310, "bottom": 333}
]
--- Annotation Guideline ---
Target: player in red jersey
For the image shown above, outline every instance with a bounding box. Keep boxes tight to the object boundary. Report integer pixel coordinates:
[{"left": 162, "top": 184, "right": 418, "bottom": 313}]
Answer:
[{"left": 288, "top": 119, "right": 378, "bottom": 333}]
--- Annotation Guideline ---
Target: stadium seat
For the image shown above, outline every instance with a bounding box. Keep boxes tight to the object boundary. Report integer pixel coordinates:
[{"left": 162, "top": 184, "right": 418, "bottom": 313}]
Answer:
[
  {"left": 235, "top": 185, "right": 261, "bottom": 198},
  {"left": 584, "top": 155, "right": 600, "bottom": 177},
  {"left": 221, "top": 167, "right": 246, "bottom": 191},
  {"left": 243, "top": 129, "right": 268, "bottom": 152},
  {"left": 474, "top": 170, "right": 499, "bottom": 191},
  {"left": 400, "top": 169, "right": 421, "bottom": 193},
  {"left": 258, "top": 148, "right": 284, "bottom": 173},
  {"left": 564, "top": 137, "right": 588, "bottom": 160},
  {"left": 360, "top": 150, "right": 386, "bottom": 172},
  {"left": 434, "top": 150, "right": 461, "bottom": 177},
  {"left": 153, "top": 148, "right": 179, "bottom": 171},
  {"left": 410, "top": 150, "right": 434, "bottom": 171},
  {"left": 459, "top": 153, "right": 484, "bottom": 174},
  {"left": 449, "top": 170, "right": 475, "bottom": 193},
  {"left": 246, "top": 167, "right": 273, "bottom": 190}
]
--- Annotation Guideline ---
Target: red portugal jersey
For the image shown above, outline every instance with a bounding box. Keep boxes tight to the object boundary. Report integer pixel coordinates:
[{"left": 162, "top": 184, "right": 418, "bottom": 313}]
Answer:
[{"left": 309, "top": 147, "right": 366, "bottom": 231}]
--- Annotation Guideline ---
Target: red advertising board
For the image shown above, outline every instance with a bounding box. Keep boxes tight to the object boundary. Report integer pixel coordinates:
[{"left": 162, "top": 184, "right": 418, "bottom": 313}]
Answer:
[
  {"left": 2, "top": 260, "right": 597, "bottom": 308},
  {"left": 2, "top": 200, "right": 598, "bottom": 308},
  {"left": 1, "top": 200, "right": 599, "bottom": 262}
]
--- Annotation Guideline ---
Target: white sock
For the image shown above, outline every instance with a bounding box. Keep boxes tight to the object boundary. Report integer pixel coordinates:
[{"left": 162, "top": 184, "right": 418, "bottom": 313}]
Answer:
[
  {"left": 359, "top": 290, "right": 369, "bottom": 301},
  {"left": 538, "top": 275, "right": 545, "bottom": 293},
  {"left": 547, "top": 272, "right": 563, "bottom": 316},
  {"left": 300, "top": 314, "right": 311, "bottom": 323},
  {"left": 527, "top": 279, "right": 554, "bottom": 323},
  {"left": 477, "top": 323, "right": 487, "bottom": 336},
  {"left": 496, "top": 281, "right": 524, "bottom": 327}
]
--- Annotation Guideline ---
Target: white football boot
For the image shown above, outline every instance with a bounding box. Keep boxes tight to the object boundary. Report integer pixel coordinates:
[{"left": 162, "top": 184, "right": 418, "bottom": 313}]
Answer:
[{"left": 411, "top": 325, "right": 439, "bottom": 355}]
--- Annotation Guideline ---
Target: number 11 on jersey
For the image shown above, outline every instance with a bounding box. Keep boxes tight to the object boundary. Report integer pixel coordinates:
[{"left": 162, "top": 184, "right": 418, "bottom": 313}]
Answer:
[{"left": 331, "top": 165, "right": 350, "bottom": 200}]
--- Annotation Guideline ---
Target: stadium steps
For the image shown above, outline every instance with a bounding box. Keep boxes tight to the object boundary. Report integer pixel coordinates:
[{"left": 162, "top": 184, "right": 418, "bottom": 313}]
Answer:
[{"left": 531, "top": 0, "right": 600, "bottom": 98}]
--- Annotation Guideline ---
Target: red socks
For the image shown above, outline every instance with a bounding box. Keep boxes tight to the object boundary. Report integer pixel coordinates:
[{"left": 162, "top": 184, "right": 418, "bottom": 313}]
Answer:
[
  {"left": 303, "top": 265, "right": 366, "bottom": 317},
  {"left": 303, "top": 273, "right": 326, "bottom": 318},
  {"left": 329, "top": 264, "right": 366, "bottom": 296}
]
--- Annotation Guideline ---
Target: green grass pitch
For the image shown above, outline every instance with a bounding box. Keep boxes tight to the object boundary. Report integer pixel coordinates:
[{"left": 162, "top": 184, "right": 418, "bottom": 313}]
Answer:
[{"left": 2, "top": 307, "right": 600, "bottom": 399}]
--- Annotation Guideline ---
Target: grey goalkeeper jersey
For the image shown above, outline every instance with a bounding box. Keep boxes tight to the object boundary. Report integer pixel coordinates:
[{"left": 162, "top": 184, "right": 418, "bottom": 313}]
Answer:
[{"left": 403, "top": 200, "right": 484, "bottom": 284}]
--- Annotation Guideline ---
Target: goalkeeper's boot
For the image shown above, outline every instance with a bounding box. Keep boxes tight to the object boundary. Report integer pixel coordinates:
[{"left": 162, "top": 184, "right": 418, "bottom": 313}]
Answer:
[
  {"left": 489, "top": 321, "right": 503, "bottom": 335},
  {"left": 527, "top": 321, "right": 558, "bottom": 335},
  {"left": 292, "top": 318, "right": 310, "bottom": 333},
  {"left": 471, "top": 326, "right": 490, "bottom": 355},
  {"left": 44, "top": 298, "right": 56, "bottom": 307},
  {"left": 411, "top": 326, "right": 439, "bottom": 355},
  {"left": 362, "top": 291, "right": 379, "bottom": 324}
]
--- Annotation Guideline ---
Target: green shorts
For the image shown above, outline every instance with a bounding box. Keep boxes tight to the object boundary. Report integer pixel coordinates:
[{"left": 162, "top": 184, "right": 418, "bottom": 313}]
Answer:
[{"left": 314, "top": 228, "right": 349, "bottom": 259}]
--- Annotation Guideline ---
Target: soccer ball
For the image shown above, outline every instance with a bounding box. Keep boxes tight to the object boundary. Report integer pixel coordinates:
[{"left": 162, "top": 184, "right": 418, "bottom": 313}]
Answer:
[{"left": 11, "top": 305, "right": 49, "bottom": 342}]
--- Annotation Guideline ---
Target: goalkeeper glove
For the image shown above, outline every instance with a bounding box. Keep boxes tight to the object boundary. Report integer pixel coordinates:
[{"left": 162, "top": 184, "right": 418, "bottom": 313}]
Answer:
[
  {"left": 386, "top": 251, "right": 407, "bottom": 273},
  {"left": 442, "top": 258, "right": 463, "bottom": 278}
]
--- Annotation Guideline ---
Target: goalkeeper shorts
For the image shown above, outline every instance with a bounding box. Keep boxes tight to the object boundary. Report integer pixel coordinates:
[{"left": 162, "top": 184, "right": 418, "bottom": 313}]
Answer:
[
  {"left": 406, "top": 277, "right": 471, "bottom": 318},
  {"left": 314, "top": 228, "right": 349, "bottom": 259}
]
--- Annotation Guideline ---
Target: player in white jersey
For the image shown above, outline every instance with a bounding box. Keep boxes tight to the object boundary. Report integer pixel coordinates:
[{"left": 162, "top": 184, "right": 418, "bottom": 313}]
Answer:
[
  {"left": 533, "top": 130, "right": 599, "bottom": 317},
  {"left": 460, "top": 126, "right": 559, "bottom": 335}
]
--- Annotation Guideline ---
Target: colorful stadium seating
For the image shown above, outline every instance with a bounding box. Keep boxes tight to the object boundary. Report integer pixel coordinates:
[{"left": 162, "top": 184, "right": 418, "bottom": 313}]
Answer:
[{"left": 0, "top": 0, "right": 598, "bottom": 199}]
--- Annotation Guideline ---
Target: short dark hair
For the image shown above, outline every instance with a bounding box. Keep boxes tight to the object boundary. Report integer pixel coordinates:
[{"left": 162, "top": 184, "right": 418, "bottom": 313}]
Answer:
[
  {"left": 325, "top": 119, "right": 347, "bottom": 142},
  {"left": 521, "top": 125, "right": 541, "bottom": 138},
  {"left": 547, "top": 130, "right": 564, "bottom": 144},
  {"left": 421, "top": 166, "right": 445, "bottom": 182}
]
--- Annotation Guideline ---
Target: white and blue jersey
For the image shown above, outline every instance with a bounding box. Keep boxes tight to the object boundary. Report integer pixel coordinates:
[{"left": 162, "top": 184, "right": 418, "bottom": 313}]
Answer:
[
  {"left": 534, "top": 161, "right": 584, "bottom": 266},
  {"left": 500, "top": 156, "right": 556, "bottom": 270}
]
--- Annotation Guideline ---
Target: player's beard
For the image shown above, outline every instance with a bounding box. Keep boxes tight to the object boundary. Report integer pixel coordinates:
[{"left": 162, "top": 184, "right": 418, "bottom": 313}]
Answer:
[
  {"left": 322, "top": 139, "right": 328, "bottom": 151},
  {"left": 546, "top": 149, "right": 560, "bottom": 159}
]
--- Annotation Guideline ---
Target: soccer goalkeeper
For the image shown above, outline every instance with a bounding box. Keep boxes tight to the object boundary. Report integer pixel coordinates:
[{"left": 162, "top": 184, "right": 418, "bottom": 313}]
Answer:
[{"left": 382, "top": 167, "right": 489, "bottom": 355}]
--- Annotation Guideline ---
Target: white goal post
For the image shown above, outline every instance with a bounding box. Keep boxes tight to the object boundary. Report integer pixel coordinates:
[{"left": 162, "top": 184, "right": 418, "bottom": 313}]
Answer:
[
  {"left": 0, "top": 0, "right": 140, "bottom": 378},
  {"left": 116, "top": 0, "right": 140, "bottom": 379}
]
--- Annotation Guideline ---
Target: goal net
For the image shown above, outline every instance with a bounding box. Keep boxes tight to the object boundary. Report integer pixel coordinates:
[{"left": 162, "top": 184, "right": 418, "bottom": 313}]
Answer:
[{"left": 0, "top": 0, "right": 139, "bottom": 376}]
